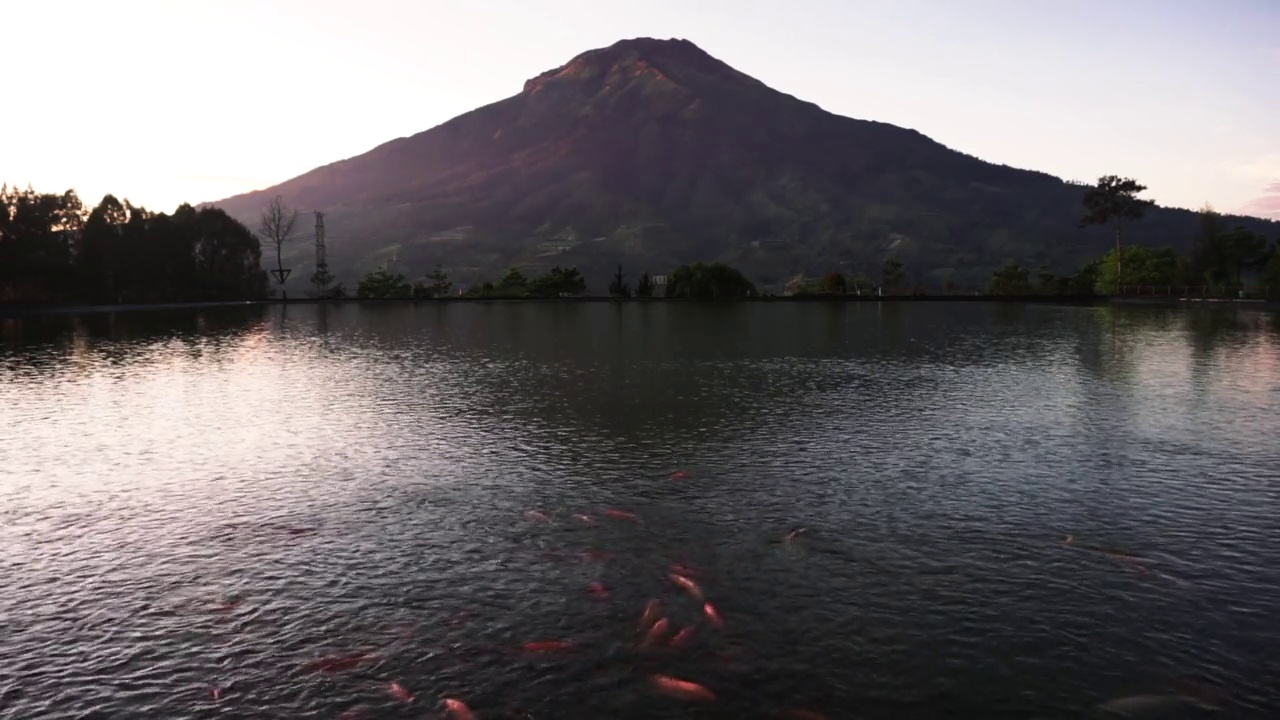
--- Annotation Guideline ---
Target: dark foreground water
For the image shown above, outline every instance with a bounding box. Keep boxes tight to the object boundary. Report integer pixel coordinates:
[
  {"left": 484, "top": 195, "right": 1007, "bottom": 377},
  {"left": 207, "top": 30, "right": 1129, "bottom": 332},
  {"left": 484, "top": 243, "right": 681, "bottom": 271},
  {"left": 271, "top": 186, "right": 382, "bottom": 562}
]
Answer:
[{"left": 2, "top": 302, "right": 1279, "bottom": 719}]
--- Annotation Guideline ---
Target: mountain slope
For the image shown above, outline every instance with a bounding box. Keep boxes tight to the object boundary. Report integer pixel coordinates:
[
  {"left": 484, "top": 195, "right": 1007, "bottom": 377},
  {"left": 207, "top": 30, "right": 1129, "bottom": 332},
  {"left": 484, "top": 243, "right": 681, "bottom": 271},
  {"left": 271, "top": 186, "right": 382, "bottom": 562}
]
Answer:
[{"left": 211, "top": 37, "right": 1278, "bottom": 292}]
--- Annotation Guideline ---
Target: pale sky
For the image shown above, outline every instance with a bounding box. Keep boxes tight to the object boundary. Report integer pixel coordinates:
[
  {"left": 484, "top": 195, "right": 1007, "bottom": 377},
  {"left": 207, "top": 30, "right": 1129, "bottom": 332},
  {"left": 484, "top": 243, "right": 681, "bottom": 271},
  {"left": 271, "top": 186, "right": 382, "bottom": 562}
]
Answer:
[{"left": 4, "top": 0, "right": 1278, "bottom": 218}]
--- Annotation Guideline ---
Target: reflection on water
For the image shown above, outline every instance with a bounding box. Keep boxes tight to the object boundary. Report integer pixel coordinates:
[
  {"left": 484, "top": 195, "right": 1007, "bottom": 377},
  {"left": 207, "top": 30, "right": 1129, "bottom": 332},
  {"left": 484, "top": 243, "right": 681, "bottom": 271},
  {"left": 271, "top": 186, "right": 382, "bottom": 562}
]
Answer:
[{"left": 1, "top": 302, "right": 1278, "bottom": 719}]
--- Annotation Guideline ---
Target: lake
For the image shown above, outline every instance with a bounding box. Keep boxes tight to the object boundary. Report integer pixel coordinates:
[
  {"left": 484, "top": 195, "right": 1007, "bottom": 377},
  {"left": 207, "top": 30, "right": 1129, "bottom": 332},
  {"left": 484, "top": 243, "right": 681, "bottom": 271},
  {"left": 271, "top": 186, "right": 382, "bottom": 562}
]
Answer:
[{"left": 2, "top": 302, "right": 1278, "bottom": 719}]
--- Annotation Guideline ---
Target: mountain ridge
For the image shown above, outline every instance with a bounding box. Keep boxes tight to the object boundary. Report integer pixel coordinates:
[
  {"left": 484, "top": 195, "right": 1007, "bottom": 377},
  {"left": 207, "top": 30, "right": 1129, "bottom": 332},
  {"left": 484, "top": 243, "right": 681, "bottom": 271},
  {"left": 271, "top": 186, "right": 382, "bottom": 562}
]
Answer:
[{"left": 210, "top": 38, "right": 1278, "bottom": 292}]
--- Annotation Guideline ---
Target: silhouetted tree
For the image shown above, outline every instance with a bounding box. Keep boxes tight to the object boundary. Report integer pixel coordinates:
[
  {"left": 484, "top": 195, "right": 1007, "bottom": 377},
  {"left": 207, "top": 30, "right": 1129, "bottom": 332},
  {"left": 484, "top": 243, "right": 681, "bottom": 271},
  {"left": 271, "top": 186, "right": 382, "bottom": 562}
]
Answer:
[
  {"left": 259, "top": 195, "right": 298, "bottom": 300},
  {"left": 1189, "top": 204, "right": 1221, "bottom": 284},
  {"left": 881, "top": 256, "right": 905, "bottom": 293},
  {"left": 1080, "top": 176, "right": 1154, "bottom": 291},
  {"left": 819, "top": 271, "right": 847, "bottom": 294},
  {"left": 666, "top": 262, "right": 754, "bottom": 299},
  {"left": 988, "top": 262, "right": 1031, "bottom": 295},
  {"left": 608, "top": 265, "right": 631, "bottom": 297},
  {"left": 1213, "top": 226, "right": 1267, "bottom": 286},
  {"left": 1094, "top": 246, "right": 1181, "bottom": 293},
  {"left": 498, "top": 267, "right": 529, "bottom": 295},
  {"left": 636, "top": 272, "right": 654, "bottom": 298},
  {"left": 531, "top": 266, "right": 586, "bottom": 297},
  {"left": 426, "top": 265, "right": 452, "bottom": 297},
  {"left": 357, "top": 267, "right": 411, "bottom": 299}
]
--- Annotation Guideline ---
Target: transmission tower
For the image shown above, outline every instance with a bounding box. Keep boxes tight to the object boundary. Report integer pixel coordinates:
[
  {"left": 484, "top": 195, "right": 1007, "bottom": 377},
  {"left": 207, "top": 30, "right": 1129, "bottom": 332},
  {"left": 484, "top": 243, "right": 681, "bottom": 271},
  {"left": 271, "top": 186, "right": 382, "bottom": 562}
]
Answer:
[{"left": 312, "top": 211, "right": 330, "bottom": 297}]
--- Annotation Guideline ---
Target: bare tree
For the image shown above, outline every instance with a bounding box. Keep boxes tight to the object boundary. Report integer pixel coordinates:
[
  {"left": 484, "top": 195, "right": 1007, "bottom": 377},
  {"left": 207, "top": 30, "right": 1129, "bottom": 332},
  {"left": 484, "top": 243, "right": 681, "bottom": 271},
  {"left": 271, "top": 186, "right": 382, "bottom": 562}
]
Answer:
[{"left": 260, "top": 195, "right": 298, "bottom": 300}]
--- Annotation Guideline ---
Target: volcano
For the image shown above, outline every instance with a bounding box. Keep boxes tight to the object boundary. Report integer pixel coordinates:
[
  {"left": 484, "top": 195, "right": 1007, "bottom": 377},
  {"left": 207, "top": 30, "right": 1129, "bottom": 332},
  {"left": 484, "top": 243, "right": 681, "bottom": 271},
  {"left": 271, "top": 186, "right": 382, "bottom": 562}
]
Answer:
[{"left": 210, "top": 37, "right": 1277, "bottom": 292}]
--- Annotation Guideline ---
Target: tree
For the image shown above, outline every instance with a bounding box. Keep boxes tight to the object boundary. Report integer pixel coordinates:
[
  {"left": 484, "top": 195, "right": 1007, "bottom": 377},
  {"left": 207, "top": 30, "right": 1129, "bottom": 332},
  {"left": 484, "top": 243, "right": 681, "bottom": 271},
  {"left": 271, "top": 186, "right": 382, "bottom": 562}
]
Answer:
[
  {"left": 636, "top": 272, "right": 654, "bottom": 298},
  {"left": 311, "top": 265, "right": 336, "bottom": 298},
  {"left": 1070, "top": 260, "right": 1101, "bottom": 295},
  {"left": 819, "top": 271, "right": 847, "bottom": 295},
  {"left": 1213, "top": 226, "right": 1267, "bottom": 287},
  {"left": 881, "top": 256, "right": 905, "bottom": 294},
  {"left": 259, "top": 195, "right": 298, "bottom": 300},
  {"left": 988, "top": 262, "right": 1031, "bottom": 295},
  {"left": 1189, "top": 204, "right": 1221, "bottom": 284},
  {"left": 608, "top": 265, "right": 631, "bottom": 298},
  {"left": 1080, "top": 176, "right": 1155, "bottom": 292},
  {"left": 426, "top": 265, "right": 452, "bottom": 297},
  {"left": 1094, "top": 246, "right": 1181, "bottom": 294},
  {"left": 357, "top": 267, "right": 411, "bottom": 299},
  {"left": 666, "top": 262, "right": 755, "bottom": 299},
  {"left": 1263, "top": 242, "right": 1280, "bottom": 294},
  {"left": 531, "top": 266, "right": 586, "bottom": 297},
  {"left": 498, "top": 267, "right": 529, "bottom": 296}
]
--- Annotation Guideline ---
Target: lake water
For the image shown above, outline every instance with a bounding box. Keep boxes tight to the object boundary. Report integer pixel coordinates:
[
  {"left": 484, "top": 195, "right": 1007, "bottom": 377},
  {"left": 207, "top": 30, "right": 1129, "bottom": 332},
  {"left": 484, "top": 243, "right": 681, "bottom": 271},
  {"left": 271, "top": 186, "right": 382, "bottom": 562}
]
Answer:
[{"left": 2, "top": 302, "right": 1279, "bottom": 719}]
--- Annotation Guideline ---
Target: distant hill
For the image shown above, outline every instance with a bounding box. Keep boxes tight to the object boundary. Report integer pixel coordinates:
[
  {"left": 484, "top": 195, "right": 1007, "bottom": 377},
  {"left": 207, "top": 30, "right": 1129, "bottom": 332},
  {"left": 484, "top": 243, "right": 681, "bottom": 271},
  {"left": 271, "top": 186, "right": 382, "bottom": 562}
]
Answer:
[{"left": 210, "top": 37, "right": 1279, "bottom": 293}]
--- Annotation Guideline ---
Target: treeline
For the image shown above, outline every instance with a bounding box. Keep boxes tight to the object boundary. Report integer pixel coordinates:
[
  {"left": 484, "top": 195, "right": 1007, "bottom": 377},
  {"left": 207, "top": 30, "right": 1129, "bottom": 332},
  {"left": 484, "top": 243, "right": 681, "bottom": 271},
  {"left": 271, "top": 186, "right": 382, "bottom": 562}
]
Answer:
[
  {"left": 0, "top": 185, "right": 266, "bottom": 303},
  {"left": 355, "top": 264, "right": 588, "bottom": 299}
]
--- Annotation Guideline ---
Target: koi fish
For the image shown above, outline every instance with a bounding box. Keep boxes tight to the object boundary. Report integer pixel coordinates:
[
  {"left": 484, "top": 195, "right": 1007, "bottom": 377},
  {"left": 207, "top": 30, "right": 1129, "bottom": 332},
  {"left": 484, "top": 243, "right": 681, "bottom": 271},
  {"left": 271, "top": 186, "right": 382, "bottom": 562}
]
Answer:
[
  {"left": 444, "top": 698, "right": 476, "bottom": 720},
  {"left": 526, "top": 510, "right": 551, "bottom": 523},
  {"left": 641, "top": 618, "right": 670, "bottom": 648},
  {"left": 572, "top": 513, "right": 595, "bottom": 525},
  {"left": 670, "top": 626, "right": 695, "bottom": 648},
  {"left": 210, "top": 599, "right": 241, "bottom": 613},
  {"left": 338, "top": 706, "right": 368, "bottom": 720},
  {"left": 605, "top": 509, "right": 641, "bottom": 523},
  {"left": 638, "top": 599, "right": 662, "bottom": 631},
  {"left": 209, "top": 687, "right": 223, "bottom": 701},
  {"left": 669, "top": 573, "right": 704, "bottom": 601},
  {"left": 1097, "top": 693, "right": 1219, "bottom": 715},
  {"left": 650, "top": 675, "right": 715, "bottom": 701},
  {"left": 581, "top": 549, "right": 609, "bottom": 561},
  {"left": 588, "top": 581, "right": 610, "bottom": 599},
  {"left": 523, "top": 641, "right": 574, "bottom": 653},
  {"left": 703, "top": 602, "right": 724, "bottom": 628},
  {"left": 285, "top": 527, "right": 316, "bottom": 535},
  {"left": 670, "top": 470, "right": 688, "bottom": 479},
  {"left": 784, "top": 528, "right": 807, "bottom": 544},
  {"left": 387, "top": 681, "right": 414, "bottom": 703}
]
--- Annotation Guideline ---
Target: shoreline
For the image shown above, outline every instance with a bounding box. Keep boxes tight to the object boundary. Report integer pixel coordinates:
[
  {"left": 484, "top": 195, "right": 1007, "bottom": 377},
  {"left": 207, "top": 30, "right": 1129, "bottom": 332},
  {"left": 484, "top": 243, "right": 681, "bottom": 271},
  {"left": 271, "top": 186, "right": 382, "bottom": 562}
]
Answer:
[{"left": 2, "top": 294, "right": 1275, "bottom": 318}]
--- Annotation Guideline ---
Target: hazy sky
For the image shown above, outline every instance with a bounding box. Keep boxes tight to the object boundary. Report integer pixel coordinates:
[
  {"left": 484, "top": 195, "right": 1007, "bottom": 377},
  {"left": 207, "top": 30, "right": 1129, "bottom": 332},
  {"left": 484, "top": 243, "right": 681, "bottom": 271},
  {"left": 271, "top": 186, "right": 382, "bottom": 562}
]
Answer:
[{"left": 5, "top": 0, "right": 1278, "bottom": 218}]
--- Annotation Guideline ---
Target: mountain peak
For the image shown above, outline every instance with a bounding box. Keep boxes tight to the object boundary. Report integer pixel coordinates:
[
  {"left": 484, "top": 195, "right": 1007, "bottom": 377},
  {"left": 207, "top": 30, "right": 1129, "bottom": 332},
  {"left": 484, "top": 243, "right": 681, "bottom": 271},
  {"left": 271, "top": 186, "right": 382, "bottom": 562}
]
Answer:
[{"left": 521, "top": 37, "right": 761, "bottom": 96}]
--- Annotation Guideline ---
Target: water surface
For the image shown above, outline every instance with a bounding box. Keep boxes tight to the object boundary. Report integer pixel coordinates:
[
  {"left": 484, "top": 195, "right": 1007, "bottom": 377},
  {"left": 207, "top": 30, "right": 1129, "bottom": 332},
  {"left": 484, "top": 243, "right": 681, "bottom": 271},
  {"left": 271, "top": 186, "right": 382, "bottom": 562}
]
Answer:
[{"left": 2, "top": 302, "right": 1279, "bottom": 718}]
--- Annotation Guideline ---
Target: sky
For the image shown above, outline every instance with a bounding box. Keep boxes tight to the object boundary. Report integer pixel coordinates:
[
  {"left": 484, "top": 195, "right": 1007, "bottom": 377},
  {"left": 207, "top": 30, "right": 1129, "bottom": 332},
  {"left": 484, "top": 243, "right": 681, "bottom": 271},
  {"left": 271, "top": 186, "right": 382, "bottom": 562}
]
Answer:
[{"left": 4, "top": 0, "right": 1278, "bottom": 218}]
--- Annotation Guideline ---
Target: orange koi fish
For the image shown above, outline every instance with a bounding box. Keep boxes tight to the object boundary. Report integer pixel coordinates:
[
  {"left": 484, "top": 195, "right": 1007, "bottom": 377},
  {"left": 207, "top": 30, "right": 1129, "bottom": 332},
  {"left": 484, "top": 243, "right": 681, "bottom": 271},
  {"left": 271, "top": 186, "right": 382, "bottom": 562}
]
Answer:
[
  {"left": 670, "top": 626, "right": 695, "bottom": 648},
  {"left": 650, "top": 675, "right": 716, "bottom": 701},
  {"left": 703, "top": 602, "right": 725, "bottom": 628},
  {"left": 669, "top": 573, "right": 704, "bottom": 601},
  {"left": 444, "top": 698, "right": 476, "bottom": 719},
  {"left": 523, "top": 641, "right": 575, "bottom": 653},
  {"left": 387, "top": 681, "right": 414, "bottom": 703},
  {"left": 641, "top": 618, "right": 670, "bottom": 648},
  {"left": 638, "top": 599, "right": 662, "bottom": 631},
  {"left": 209, "top": 687, "right": 223, "bottom": 701},
  {"left": 588, "top": 581, "right": 610, "bottom": 599},
  {"left": 670, "top": 470, "right": 688, "bottom": 480},
  {"left": 604, "top": 509, "right": 641, "bottom": 523},
  {"left": 525, "top": 510, "right": 551, "bottom": 523}
]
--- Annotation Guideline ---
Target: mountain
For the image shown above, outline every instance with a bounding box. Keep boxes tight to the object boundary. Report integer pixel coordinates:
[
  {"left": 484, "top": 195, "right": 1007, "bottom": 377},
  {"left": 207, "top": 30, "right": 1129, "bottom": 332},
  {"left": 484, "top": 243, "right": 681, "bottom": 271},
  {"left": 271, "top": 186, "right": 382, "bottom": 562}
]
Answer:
[{"left": 211, "top": 37, "right": 1279, "bottom": 292}]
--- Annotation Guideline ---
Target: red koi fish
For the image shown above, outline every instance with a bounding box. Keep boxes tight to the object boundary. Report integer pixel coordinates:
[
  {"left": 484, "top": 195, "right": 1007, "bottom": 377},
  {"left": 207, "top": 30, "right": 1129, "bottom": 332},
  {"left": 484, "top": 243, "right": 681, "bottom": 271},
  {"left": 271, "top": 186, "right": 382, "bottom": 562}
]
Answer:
[
  {"left": 703, "top": 602, "right": 725, "bottom": 629},
  {"left": 209, "top": 687, "right": 223, "bottom": 701},
  {"left": 338, "top": 706, "right": 368, "bottom": 720},
  {"left": 650, "top": 675, "right": 716, "bottom": 701},
  {"left": 588, "top": 581, "right": 610, "bottom": 600},
  {"left": 523, "top": 641, "right": 575, "bottom": 653},
  {"left": 670, "top": 626, "right": 695, "bottom": 648},
  {"left": 210, "top": 599, "right": 241, "bottom": 613},
  {"left": 641, "top": 618, "right": 670, "bottom": 648},
  {"left": 525, "top": 510, "right": 551, "bottom": 523},
  {"left": 444, "top": 698, "right": 476, "bottom": 720},
  {"left": 670, "top": 470, "right": 688, "bottom": 480},
  {"left": 638, "top": 599, "right": 662, "bottom": 631},
  {"left": 572, "top": 513, "right": 595, "bottom": 525},
  {"left": 604, "top": 508, "right": 641, "bottom": 523},
  {"left": 387, "top": 681, "right": 414, "bottom": 703},
  {"left": 669, "top": 573, "right": 705, "bottom": 601}
]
